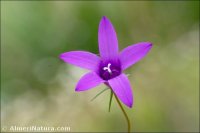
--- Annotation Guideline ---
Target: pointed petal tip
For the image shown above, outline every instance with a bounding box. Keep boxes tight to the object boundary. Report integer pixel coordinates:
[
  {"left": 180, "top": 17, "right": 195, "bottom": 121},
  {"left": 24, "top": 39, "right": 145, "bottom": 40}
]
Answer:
[
  {"left": 102, "top": 16, "right": 107, "bottom": 20},
  {"left": 143, "top": 42, "right": 153, "bottom": 47},
  {"left": 147, "top": 43, "right": 153, "bottom": 51},
  {"left": 100, "top": 16, "right": 111, "bottom": 24},
  {"left": 145, "top": 42, "right": 153, "bottom": 49},
  {"left": 75, "top": 88, "right": 81, "bottom": 92},
  {"left": 147, "top": 42, "right": 153, "bottom": 47},
  {"left": 75, "top": 85, "right": 87, "bottom": 92},
  {"left": 59, "top": 53, "right": 65, "bottom": 60},
  {"left": 75, "top": 86, "right": 86, "bottom": 92},
  {"left": 100, "top": 16, "right": 108, "bottom": 24},
  {"left": 125, "top": 97, "right": 133, "bottom": 108},
  {"left": 127, "top": 102, "right": 133, "bottom": 108}
]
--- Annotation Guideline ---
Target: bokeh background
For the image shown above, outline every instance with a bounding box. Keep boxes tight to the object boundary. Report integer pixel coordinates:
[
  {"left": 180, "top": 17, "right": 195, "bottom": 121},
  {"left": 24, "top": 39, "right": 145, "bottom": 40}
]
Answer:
[{"left": 1, "top": 1, "right": 199, "bottom": 132}]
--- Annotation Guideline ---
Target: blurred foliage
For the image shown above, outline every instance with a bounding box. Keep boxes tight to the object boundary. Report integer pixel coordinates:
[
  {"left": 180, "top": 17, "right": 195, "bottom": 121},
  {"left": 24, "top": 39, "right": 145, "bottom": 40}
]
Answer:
[{"left": 1, "top": 1, "right": 199, "bottom": 132}]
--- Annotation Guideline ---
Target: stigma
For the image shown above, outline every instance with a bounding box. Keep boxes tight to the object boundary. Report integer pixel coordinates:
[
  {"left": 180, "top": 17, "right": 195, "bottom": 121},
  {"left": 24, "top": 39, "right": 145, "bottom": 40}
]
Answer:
[{"left": 103, "top": 63, "right": 112, "bottom": 74}]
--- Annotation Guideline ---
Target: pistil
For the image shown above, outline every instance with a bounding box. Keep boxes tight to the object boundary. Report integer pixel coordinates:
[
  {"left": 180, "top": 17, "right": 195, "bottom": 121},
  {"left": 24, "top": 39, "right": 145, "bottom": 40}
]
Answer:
[{"left": 103, "top": 63, "right": 112, "bottom": 74}]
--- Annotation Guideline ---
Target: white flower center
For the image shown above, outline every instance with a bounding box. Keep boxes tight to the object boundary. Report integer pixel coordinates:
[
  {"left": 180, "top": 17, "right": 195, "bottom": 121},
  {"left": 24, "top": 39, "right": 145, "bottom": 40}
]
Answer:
[{"left": 103, "top": 63, "right": 112, "bottom": 74}]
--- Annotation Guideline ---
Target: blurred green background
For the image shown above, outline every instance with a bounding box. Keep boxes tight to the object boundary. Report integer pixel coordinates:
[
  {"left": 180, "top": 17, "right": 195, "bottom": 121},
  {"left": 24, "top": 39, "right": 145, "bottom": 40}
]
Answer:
[{"left": 1, "top": 1, "right": 199, "bottom": 132}]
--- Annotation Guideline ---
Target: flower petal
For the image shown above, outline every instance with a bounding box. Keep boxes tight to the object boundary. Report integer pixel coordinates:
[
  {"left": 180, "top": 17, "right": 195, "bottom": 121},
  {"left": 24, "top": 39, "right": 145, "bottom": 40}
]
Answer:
[
  {"left": 98, "top": 16, "right": 119, "bottom": 60},
  {"left": 108, "top": 74, "right": 133, "bottom": 108},
  {"left": 120, "top": 42, "right": 153, "bottom": 70},
  {"left": 59, "top": 51, "right": 100, "bottom": 71},
  {"left": 75, "top": 72, "right": 105, "bottom": 91}
]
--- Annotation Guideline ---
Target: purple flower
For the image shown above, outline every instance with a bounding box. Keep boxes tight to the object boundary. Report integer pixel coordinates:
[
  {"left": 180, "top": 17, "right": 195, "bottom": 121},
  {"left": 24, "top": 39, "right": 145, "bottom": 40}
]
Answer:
[{"left": 60, "top": 16, "right": 152, "bottom": 108}]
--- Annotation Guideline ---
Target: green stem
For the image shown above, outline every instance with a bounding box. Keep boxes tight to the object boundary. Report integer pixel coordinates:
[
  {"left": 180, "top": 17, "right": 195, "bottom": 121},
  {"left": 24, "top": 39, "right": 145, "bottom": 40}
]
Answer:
[
  {"left": 108, "top": 90, "right": 113, "bottom": 112},
  {"left": 114, "top": 94, "right": 131, "bottom": 133}
]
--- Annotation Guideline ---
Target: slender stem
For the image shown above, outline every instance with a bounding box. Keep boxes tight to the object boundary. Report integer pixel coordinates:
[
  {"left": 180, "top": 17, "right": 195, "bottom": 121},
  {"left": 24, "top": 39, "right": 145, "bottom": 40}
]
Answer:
[
  {"left": 114, "top": 94, "right": 131, "bottom": 133},
  {"left": 108, "top": 90, "right": 113, "bottom": 112}
]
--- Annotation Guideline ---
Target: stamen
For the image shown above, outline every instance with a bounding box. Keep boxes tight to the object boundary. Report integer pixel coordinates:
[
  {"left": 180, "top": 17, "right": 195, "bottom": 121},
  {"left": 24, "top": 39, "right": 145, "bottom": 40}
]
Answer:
[{"left": 103, "top": 63, "right": 112, "bottom": 74}]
